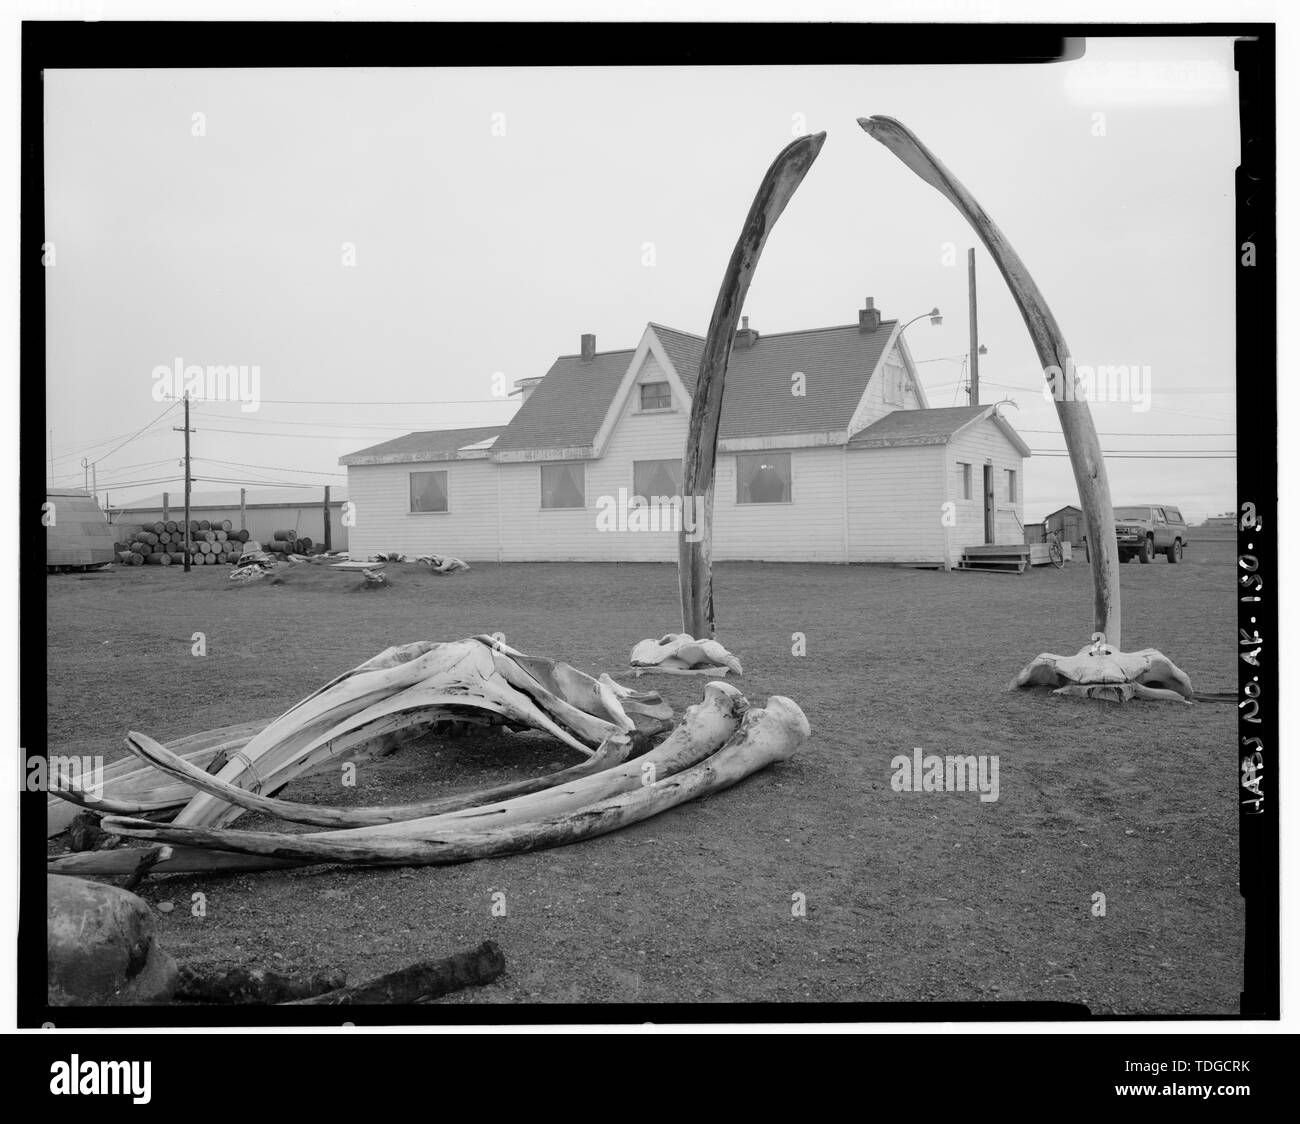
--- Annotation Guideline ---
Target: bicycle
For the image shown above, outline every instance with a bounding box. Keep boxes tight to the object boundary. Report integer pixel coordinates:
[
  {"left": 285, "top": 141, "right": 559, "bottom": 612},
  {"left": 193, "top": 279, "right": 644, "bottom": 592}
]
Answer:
[{"left": 1046, "top": 529, "right": 1066, "bottom": 569}]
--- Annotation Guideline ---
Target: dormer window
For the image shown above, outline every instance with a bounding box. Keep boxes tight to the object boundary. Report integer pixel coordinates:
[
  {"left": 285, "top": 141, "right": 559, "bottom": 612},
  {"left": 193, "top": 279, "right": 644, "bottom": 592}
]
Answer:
[{"left": 639, "top": 381, "right": 672, "bottom": 411}]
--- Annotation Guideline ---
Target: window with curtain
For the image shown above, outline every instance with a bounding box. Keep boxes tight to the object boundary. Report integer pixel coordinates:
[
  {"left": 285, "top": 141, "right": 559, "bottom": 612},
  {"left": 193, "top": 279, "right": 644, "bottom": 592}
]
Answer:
[
  {"left": 1006, "top": 469, "right": 1018, "bottom": 503},
  {"left": 540, "top": 463, "right": 585, "bottom": 509},
  {"left": 958, "top": 462, "right": 972, "bottom": 501},
  {"left": 632, "top": 459, "right": 682, "bottom": 504},
  {"left": 409, "top": 470, "right": 449, "bottom": 513},
  {"left": 736, "top": 452, "right": 792, "bottom": 504}
]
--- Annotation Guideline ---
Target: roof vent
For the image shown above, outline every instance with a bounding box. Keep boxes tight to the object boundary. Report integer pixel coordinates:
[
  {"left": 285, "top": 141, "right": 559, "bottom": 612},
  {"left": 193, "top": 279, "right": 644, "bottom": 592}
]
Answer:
[{"left": 512, "top": 376, "right": 543, "bottom": 403}]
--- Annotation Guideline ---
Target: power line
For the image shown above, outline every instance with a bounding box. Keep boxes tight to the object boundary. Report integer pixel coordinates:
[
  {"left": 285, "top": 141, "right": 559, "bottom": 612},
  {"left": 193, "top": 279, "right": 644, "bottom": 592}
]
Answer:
[
  {"left": 195, "top": 456, "right": 347, "bottom": 477},
  {"left": 193, "top": 426, "right": 399, "bottom": 440},
  {"left": 201, "top": 396, "right": 515, "bottom": 406},
  {"left": 195, "top": 415, "right": 424, "bottom": 432},
  {"left": 1019, "top": 429, "right": 1234, "bottom": 437},
  {"left": 50, "top": 424, "right": 172, "bottom": 466},
  {"left": 89, "top": 401, "right": 180, "bottom": 467},
  {"left": 1029, "top": 452, "right": 1235, "bottom": 460}
]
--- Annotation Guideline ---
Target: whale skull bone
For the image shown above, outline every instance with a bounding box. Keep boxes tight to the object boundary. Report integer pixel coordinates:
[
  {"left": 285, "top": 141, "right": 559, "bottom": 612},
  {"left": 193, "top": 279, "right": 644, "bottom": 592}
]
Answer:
[
  {"left": 631, "top": 633, "right": 743, "bottom": 676},
  {"left": 1012, "top": 637, "right": 1193, "bottom": 703}
]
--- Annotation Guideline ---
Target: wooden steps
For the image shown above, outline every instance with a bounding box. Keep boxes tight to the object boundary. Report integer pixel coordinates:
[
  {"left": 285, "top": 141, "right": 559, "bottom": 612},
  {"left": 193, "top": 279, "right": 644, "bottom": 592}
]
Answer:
[{"left": 958, "top": 544, "right": 1029, "bottom": 574}]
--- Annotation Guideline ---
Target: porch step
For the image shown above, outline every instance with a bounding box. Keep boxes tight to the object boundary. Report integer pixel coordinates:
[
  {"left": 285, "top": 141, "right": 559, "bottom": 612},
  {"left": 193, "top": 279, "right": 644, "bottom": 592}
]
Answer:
[{"left": 958, "top": 544, "right": 1029, "bottom": 574}]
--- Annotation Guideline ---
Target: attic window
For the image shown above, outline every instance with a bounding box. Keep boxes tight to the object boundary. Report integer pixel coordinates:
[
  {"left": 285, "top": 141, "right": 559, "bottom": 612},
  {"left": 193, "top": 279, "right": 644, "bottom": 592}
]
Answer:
[
  {"left": 639, "top": 382, "right": 672, "bottom": 411},
  {"left": 882, "top": 363, "right": 906, "bottom": 407}
]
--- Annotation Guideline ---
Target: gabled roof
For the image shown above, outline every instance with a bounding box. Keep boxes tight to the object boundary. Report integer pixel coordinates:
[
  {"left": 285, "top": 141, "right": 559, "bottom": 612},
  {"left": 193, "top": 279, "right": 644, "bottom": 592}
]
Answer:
[
  {"left": 847, "top": 404, "right": 1031, "bottom": 456},
  {"left": 1044, "top": 505, "right": 1083, "bottom": 519},
  {"left": 340, "top": 425, "right": 506, "bottom": 466},
  {"left": 650, "top": 320, "right": 901, "bottom": 439},
  {"left": 340, "top": 316, "right": 922, "bottom": 465},
  {"left": 490, "top": 350, "right": 636, "bottom": 455}
]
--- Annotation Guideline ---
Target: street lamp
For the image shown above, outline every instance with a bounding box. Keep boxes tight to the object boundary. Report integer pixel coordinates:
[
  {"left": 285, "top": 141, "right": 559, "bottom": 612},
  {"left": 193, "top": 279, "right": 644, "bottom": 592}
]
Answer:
[{"left": 899, "top": 307, "right": 942, "bottom": 333}]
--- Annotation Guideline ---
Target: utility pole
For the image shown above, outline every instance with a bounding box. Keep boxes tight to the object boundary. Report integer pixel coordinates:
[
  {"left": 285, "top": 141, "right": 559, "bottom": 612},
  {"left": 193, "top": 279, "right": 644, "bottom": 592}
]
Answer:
[
  {"left": 81, "top": 457, "right": 89, "bottom": 493},
  {"left": 174, "top": 394, "right": 195, "bottom": 573},
  {"left": 968, "top": 247, "right": 980, "bottom": 406}
]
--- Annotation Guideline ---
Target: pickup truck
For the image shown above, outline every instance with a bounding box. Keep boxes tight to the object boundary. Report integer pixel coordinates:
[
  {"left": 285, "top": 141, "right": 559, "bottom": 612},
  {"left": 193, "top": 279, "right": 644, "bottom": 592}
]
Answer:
[{"left": 1114, "top": 505, "right": 1190, "bottom": 564}]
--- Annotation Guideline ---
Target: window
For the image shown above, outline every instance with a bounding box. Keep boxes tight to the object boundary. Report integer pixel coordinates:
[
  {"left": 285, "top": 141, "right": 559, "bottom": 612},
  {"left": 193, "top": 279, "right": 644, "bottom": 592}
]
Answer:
[
  {"left": 633, "top": 459, "right": 682, "bottom": 504},
  {"left": 1167, "top": 508, "right": 1184, "bottom": 525},
  {"left": 409, "top": 470, "right": 448, "bottom": 513},
  {"left": 540, "top": 463, "right": 585, "bottom": 509},
  {"left": 736, "top": 452, "right": 792, "bottom": 504},
  {"left": 882, "top": 364, "right": 905, "bottom": 407},
  {"left": 639, "top": 381, "right": 672, "bottom": 411},
  {"left": 1006, "top": 469, "right": 1017, "bottom": 503},
  {"left": 959, "top": 462, "right": 972, "bottom": 501}
]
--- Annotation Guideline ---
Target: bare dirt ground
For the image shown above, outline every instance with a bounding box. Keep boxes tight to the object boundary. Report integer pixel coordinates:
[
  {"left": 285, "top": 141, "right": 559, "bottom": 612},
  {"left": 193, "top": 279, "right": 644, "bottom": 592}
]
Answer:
[{"left": 45, "top": 541, "right": 1242, "bottom": 1013}]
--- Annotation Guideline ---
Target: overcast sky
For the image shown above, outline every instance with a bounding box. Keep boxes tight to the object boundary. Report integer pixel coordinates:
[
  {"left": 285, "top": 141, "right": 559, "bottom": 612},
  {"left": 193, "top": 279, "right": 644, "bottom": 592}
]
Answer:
[{"left": 44, "top": 36, "right": 1239, "bottom": 521}]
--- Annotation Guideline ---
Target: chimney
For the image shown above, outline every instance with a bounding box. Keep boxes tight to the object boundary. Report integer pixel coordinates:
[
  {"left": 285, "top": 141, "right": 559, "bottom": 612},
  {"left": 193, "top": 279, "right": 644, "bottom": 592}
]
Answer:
[
  {"left": 580, "top": 333, "right": 596, "bottom": 361},
  {"left": 859, "top": 297, "right": 881, "bottom": 333},
  {"left": 734, "top": 315, "right": 759, "bottom": 349}
]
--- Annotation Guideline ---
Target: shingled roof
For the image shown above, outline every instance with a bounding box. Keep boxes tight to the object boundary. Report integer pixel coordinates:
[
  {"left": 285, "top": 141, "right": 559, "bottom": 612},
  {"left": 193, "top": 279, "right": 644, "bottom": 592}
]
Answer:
[
  {"left": 341, "top": 317, "right": 921, "bottom": 465},
  {"left": 340, "top": 425, "right": 506, "bottom": 466},
  {"left": 490, "top": 349, "right": 636, "bottom": 455},
  {"left": 848, "top": 404, "right": 1030, "bottom": 455},
  {"left": 651, "top": 321, "right": 901, "bottom": 439}
]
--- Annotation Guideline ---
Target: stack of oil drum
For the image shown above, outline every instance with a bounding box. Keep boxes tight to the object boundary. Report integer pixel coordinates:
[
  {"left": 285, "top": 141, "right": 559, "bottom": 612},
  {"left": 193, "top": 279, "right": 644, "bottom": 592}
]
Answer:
[{"left": 113, "top": 519, "right": 252, "bottom": 567}]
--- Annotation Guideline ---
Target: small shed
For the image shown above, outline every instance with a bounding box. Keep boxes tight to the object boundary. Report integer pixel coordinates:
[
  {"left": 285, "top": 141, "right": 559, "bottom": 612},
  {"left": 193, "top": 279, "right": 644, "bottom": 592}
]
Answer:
[
  {"left": 1044, "top": 504, "right": 1086, "bottom": 546},
  {"left": 46, "top": 490, "right": 115, "bottom": 570}
]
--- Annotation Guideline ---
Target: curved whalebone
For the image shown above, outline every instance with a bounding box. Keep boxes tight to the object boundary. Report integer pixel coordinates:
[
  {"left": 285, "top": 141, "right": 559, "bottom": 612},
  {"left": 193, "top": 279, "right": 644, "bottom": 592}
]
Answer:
[
  {"left": 120, "top": 731, "right": 631, "bottom": 829},
  {"left": 46, "top": 721, "right": 267, "bottom": 838},
  {"left": 680, "top": 131, "right": 826, "bottom": 639},
  {"left": 171, "top": 637, "right": 670, "bottom": 830},
  {"left": 101, "top": 692, "right": 808, "bottom": 871},
  {"left": 858, "top": 115, "right": 1122, "bottom": 650},
  {"left": 119, "top": 683, "right": 744, "bottom": 831}
]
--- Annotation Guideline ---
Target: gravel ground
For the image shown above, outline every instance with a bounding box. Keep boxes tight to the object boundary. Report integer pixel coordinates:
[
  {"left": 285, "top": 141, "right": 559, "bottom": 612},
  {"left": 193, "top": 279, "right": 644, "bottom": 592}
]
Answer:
[{"left": 45, "top": 541, "right": 1242, "bottom": 1014}]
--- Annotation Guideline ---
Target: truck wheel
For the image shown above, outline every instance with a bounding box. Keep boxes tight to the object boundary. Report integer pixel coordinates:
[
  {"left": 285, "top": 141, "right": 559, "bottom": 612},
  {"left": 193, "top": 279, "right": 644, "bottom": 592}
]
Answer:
[
  {"left": 1166, "top": 539, "right": 1183, "bottom": 564},
  {"left": 1138, "top": 537, "right": 1154, "bottom": 564}
]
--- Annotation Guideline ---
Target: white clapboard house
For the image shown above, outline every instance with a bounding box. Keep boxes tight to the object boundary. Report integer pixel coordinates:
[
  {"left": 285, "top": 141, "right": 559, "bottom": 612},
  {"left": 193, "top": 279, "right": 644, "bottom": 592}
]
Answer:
[{"left": 340, "top": 300, "right": 1029, "bottom": 565}]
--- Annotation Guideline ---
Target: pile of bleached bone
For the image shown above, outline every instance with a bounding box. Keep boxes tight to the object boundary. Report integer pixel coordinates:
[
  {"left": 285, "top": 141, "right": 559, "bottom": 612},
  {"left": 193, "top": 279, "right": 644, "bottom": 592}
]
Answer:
[
  {"left": 630, "top": 634, "right": 743, "bottom": 677},
  {"left": 416, "top": 554, "right": 470, "bottom": 574},
  {"left": 48, "top": 636, "right": 809, "bottom": 878}
]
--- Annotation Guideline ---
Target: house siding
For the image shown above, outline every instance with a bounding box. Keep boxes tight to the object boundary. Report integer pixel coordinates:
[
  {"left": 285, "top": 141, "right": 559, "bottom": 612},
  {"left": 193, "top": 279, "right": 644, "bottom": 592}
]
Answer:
[
  {"left": 946, "top": 423, "right": 1026, "bottom": 550},
  {"left": 498, "top": 354, "right": 688, "bottom": 561},
  {"left": 713, "top": 446, "right": 847, "bottom": 561},
  {"left": 844, "top": 443, "right": 947, "bottom": 562},
  {"left": 846, "top": 344, "right": 921, "bottom": 435},
  {"left": 346, "top": 459, "right": 500, "bottom": 560}
]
